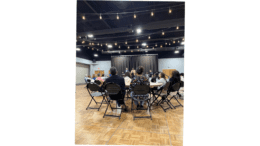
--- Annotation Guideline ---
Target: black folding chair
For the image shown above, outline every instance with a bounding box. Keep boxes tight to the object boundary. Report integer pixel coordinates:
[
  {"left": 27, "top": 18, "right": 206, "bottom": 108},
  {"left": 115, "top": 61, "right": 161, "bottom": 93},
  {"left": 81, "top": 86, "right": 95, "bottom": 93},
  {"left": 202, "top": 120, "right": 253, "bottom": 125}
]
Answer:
[
  {"left": 86, "top": 82, "right": 107, "bottom": 111},
  {"left": 131, "top": 84, "right": 152, "bottom": 120},
  {"left": 156, "top": 82, "right": 174, "bottom": 112},
  {"left": 95, "top": 80, "right": 102, "bottom": 85},
  {"left": 103, "top": 83, "right": 126, "bottom": 119},
  {"left": 168, "top": 82, "right": 183, "bottom": 108},
  {"left": 85, "top": 79, "right": 91, "bottom": 88}
]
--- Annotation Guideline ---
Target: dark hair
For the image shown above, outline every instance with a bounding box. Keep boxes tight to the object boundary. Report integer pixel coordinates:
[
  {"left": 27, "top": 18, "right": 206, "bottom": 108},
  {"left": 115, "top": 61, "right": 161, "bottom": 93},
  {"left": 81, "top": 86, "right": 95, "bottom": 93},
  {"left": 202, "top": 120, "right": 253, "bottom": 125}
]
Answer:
[
  {"left": 110, "top": 67, "right": 117, "bottom": 75},
  {"left": 136, "top": 66, "right": 144, "bottom": 75},
  {"left": 102, "top": 74, "right": 104, "bottom": 77},
  {"left": 160, "top": 72, "right": 166, "bottom": 79},
  {"left": 154, "top": 72, "right": 159, "bottom": 78},
  {"left": 97, "top": 73, "right": 100, "bottom": 77},
  {"left": 125, "top": 72, "right": 131, "bottom": 78},
  {"left": 171, "top": 70, "right": 180, "bottom": 83}
]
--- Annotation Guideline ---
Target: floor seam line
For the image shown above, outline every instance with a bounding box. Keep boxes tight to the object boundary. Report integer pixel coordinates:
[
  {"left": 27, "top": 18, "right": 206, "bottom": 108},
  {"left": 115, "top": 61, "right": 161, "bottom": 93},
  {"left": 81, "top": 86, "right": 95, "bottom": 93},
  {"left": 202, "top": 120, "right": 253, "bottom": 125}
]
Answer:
[
  {"left": 165, "top": 114, "right": 172, "bottom": 146},
  {"left": 105, "top": 116, "right": 126, "bottom": 145}
]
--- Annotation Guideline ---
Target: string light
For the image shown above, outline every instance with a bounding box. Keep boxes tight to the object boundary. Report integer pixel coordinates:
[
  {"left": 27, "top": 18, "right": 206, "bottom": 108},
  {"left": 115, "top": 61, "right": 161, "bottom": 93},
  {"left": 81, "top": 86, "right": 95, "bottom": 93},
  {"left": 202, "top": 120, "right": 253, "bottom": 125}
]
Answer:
[
  {"left": 137, "top": 46, "right": 139, "bottom": 48},
  {"left": 100, "top": 14, "right": 102, "bottom": 19},
  {"left": 118, "top": 45, "right": 120, "bottom": 49},
  {"left": 131, "top": 50, "right": 133, "bottom": 53},
  {"left": 89, "top": 42, "right": 91, "bottom": 45},
  {"left": 97, "top": 49, "right": 99, "bottom": 51},
  {"left": 155, "top": 44, "right": 157, "bottom": 47},
  {"left": 151, "top": 11, "right": 154, "bottom": 16},
  {"left": 134, "top": 13, "right": 136, "bottom": 19},
  {"left": 101, "top": 44, "right": 103, "bottom": 46},
  {"left": 82, "top": 41, "right": 85, "bottom": 44},
  {"left": 160, "top": 45, "right": 163, "bottom": 48},
  {"left": 92, "top": 42, "right": 94, "bottom": 45},
  {"left": 169, "top": 43, "right": 171, "bottom": 45},
  {"left": 165, "top": 42, "right": 167, "bottom": 45},
  {"left": 136, "top": 39, "right": 138, "bottom": 42},
  {"left": 183, "top": 38, "right": 184, "bottom": 41},
  {"left": 178, "top": 40, "right": 180, "bottom": 43},
  {"left": 117, "top": 13, "right": 119, "bottom": 19},
  {"left": 173, "top": 41, "right": 175, "bottom": 44},
  {"left": 125, "top": 41, "right": 127, "bottom": 44},
  {"left": 176, "top": 26, "right": 179, "bottom": 30},
  {"left": 153, "top": 47, "right": 154, "bottom": 49},
  {"left": 124, "top": 51, "right": 126, "bottom": 53},
  {"left": 169, "top": 8, "right": 172, "bottom": 13},
  {"left": 115, "top": 42, "right": 117, "bottom": 46},
  {"left": 82, "top": 16, "right": 85, "bottom": 20},
  {"left": 92, "top": 48, "right": 94, "bottom": 50},
  {"left": 162, "top": 31, "right": 165, "bottom": 35},
  {"left": 138, "top": 50, "right": 140, "bottom": 52},
  {"left": 106, "top": 43, "right": 107, "bottom": 46},
  {"left": 88, "top": 47, "right": 89, "bottom": 49},
  {"left": 97, "top": 43, "right": 99, "bottom": 46},
  {"left": 146, "top": 45, "right": 148, "bottom": 48},
  {"left": 128, "top": 46, "right": 130, "bottom": 49},
  {"left": 148, "top": 36, "right": 150, "bottom": 39}
]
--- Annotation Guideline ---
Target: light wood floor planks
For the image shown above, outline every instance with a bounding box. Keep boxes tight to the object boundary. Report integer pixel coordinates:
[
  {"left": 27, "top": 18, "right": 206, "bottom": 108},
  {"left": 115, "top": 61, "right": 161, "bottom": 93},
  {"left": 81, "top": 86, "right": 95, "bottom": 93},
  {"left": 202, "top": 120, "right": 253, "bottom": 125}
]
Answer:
[{"left": 75, "top": 85, "right": 184, "bottom": 145}]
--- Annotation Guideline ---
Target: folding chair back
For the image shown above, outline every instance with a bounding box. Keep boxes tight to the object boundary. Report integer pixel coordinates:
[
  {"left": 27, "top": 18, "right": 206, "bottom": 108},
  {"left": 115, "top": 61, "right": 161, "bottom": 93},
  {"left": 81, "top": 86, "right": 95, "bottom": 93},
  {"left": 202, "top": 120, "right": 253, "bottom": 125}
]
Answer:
[
  {"left": 87, "top": 79, "right": 91, "bottom": 83},
  {"left": 171, "top": 82, "right": 181, "bottom": 92},
  {"left": 161, "top": 82, "right": 171, "bottom": 94},
  {"left": 87, "top": 82, "right": 100, "bottom": 92},
  {"left": 132, "top": 84, "right": 150, "bottom": 95},
  {"left": 95, "top": 80, "right": 102, "bottom": 85}
]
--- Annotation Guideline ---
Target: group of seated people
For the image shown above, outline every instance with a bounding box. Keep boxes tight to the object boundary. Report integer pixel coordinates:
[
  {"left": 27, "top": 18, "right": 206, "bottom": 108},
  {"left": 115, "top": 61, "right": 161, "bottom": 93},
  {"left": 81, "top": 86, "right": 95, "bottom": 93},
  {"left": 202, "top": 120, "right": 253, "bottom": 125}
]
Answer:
[
  {"left": 86, "top": 66, "right": 183, "bottom": 111},
  {"left": 84, "top": 73, "right": 108, "bottom": 84}
]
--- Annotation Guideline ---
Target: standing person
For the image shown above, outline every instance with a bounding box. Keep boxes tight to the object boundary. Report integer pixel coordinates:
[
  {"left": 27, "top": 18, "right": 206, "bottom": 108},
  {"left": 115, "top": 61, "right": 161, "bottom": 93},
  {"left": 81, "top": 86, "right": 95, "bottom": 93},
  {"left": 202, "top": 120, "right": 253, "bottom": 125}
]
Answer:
[
  {"left": 149, "top": 70, "right": 153, "bottom": 78},
  {"left": 130, "top": 66, "right": 149, "bottom": 109},
  {"left": 125, "top": 68, "right": 129, "bottom": 73},
  {"left": 105, "top": 67, "right": 128, "bottom": 111},
  {"left": 131, "top": 68, "right": 136, "bottom": 78}
]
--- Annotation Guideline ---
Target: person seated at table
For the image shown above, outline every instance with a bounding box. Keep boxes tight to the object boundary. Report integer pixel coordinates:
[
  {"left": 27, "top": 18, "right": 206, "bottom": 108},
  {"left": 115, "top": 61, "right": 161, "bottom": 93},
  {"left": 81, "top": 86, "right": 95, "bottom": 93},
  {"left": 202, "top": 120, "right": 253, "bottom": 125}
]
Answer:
[
  {"left": 92, "top": 74, "right": 96, "bottom": 80},
  {"left": 105, "top": 67, "right": 128, "bottom": 111},
  {"left": 124, "top": 72, "right": 132, "bottom": 84},
  {"left": 130, "top": 66, "right": 149, "bottom": 109},
  {"left": 96, "top": 74, "right": 104, "bottom": 82},
  {"left": 169, "top": 70, "right": 181, "bottom": 86},
  {"left": 151, "top": 72, "right": 159, "bottom": 82},
  {"left": 156, "top": 72, "right": 167, "bottom": 90},
  {"left": 84, "top": 75, "right": 91, "bottom": 83}
]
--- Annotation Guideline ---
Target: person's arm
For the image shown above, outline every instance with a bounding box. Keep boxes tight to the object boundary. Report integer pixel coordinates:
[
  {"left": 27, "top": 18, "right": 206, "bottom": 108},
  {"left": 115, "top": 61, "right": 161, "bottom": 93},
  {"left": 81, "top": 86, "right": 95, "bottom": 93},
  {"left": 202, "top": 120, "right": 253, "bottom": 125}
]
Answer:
[{"left": 156, "top": 78, "right": 164, "bottom": 84}]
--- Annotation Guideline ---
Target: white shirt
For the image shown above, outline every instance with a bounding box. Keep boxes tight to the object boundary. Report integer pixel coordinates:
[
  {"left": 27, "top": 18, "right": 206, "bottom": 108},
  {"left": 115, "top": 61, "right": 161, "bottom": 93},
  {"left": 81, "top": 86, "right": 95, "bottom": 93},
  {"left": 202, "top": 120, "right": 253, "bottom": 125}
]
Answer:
[{"left": 156, "top": 78, "right": 167, "bottom": 89}]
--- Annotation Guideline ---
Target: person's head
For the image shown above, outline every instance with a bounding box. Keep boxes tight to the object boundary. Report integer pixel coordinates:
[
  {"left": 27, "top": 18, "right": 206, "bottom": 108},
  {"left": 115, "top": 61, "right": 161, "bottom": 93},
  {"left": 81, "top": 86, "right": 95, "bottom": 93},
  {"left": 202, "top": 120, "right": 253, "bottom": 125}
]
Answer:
[
  {"left": 110, "top": 67, "right": 117, "bottom": 75},
  {"left": 92, "top": 74, "right": 96, "bottom": 78},
  {"left": 125, "top": 72, "right": 131, "bottom": 78},
  {"left": 136, "top": 66, "right": 144, "bottom": 75},
  {"left": 97, "top": 73, "right": 100, "bottom": 77},
  {"left": 150, "top": 70, "right": 152, "bottom": 72},
  {"left": 88, "top": 75, "right": 91, "bottom": 78},
  {"left": 159, "top": 72, "right": 166, "bottom": 79},
  {"left": 102, "top": 74, "right": 104, "bottom": 77},
  {"left": 171, "top": 70, "right": 180, "bottom": 82}
]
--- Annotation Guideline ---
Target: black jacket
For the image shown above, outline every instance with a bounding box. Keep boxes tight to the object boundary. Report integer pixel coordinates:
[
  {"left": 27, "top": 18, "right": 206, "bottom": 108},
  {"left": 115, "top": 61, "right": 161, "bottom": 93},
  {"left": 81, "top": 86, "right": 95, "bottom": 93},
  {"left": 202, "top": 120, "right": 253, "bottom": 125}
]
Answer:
[{"left": 105, "top": 75, "right": 125, "bottom": 95}]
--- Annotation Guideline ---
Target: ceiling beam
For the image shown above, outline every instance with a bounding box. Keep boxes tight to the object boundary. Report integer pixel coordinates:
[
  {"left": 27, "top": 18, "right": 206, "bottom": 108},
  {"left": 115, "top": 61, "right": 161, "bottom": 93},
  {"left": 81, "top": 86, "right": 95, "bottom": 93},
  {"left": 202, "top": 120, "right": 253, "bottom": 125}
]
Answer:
[
  {"left": 83, "top": 0, "right": 111, "bottom": 29},
  {"left": 77, "top": 18, "right": 184, "bottom": 36}
]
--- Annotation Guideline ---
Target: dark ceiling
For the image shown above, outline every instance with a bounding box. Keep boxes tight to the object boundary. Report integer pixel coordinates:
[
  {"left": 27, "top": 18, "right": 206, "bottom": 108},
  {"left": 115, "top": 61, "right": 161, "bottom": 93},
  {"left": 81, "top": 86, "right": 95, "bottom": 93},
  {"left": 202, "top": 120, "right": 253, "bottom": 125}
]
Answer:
[{"left": 76, "top": 0, "right": 185, "bottom": 61}]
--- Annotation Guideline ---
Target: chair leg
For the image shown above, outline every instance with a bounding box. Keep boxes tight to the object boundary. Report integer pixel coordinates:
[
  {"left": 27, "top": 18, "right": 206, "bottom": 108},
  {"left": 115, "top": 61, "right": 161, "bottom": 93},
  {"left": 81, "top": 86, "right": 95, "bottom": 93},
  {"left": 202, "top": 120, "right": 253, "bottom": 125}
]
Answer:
[
  {"left": 103, "top": 101, "right": 110, "bottom": 118},
  {"left": 174, "top": 96, "right": 183, "bottom": 107},
  {"left": 86, "top": 99, "right": 93, "bottom": 110}
]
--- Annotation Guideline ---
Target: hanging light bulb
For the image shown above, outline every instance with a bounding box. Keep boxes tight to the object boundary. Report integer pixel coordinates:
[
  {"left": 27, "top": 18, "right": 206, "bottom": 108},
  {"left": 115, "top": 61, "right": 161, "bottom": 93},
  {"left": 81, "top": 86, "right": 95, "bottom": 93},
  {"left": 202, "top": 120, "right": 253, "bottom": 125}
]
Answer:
[
  {"left": 138, "top": 50, "right": 140, "bottom": 52},
  {"left": 169, "top": 8, "right": 172, "bottom": 13},
  {"left": 176, "top": 26, "right": 179, "bottom": 30},
  {"left": 169, "top": 43, "right": 171, "bottom": 45},
  {"left": 160, "top": 45, "right": 162, "bottom": 48},
  {"left": 151, "top": 11, "right": 154, "bottom": 16},
  {"left": 134, "top": 13, "right": 136, "bottom": 19},
  {"left": 101, "top": 44, "right": 103, "bottom": 46},
  {"left": 125, "top": 41, "right": 127, "bottom": 44},
  {"left": 183, "top": 38, "right": 184, "bottom": 41},
  {"left": 137, "top": 46, "right": 139, "bottom": 48},
  {"left": 82, "top": 41, "right": 85, "bottom": 44},
  {"left": 102, "top": 50, "right": 103, "bottom": 52},
  {"left": 178, "top": 40, "right": 180, "bottom": 43},
  {"left": 148, "top": 36, "right": 150, "bottom": 39},
  {"left": 115, "top": 42, "right": 117, "bottom": 46},
  {"left": 117, "top": 13, "right": 119, "bottom": 19},
  {"left": 82, "top": 16, "right": 85, "bottom": 20},
  {"left": 92, "top": 48, "right": 94, "bottom": 50},
  {"left": 131, "top": 50, "right": 133, "bottom": 53},
  {"left": 97, "top": 49, "right": 99, "bottom": 51},
  {"left": 162, "top": 31, "right": 165, "bottom": 35},
  {"left": 92, "top": 42, "right": 94, "bottom": 45},
  {"left": 155, "top": 44, "right": 157, "bottom": 47},
  {"left": 153, "top": 47, "right": 154, "bottom": 49},
  {"left": 88, "top": 47, "right": 89, "bottom": 49},
  {"left": 128, "top": 46, "right": 130, "bottom": 49},
  {"left": 165, "top": 42, "right": 167, "bottom": 45},
  {"left": 124, "top": 51, "right": 126, "bottom": 53},
  {"left": 106, "top": 43, "right": 107, "bottom": 46},
  {"left": 97, "top": 43, "right": 99, "bottom": 46},
  {"left": 173, "top": 41, "right": 175, "bottom": 44},
  {"left": 136, "top": 39, "right": 138, "bottom": 42},
  {"left": 100, "top": 14, "right": 102, "bottom": 19},
  {"left": 118, "top": 46, "right": 120, "bottom": 49},
  {"left": 146, "top": 45, "right": 148, "bottom": 48}
]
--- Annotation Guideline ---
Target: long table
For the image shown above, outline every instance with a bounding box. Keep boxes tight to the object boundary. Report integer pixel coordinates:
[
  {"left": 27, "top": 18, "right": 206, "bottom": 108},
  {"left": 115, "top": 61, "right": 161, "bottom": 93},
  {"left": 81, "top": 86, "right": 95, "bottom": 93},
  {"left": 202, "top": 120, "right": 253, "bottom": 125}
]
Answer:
[{"left": 125, "top": 82, "right": 162, "bottom": 88}]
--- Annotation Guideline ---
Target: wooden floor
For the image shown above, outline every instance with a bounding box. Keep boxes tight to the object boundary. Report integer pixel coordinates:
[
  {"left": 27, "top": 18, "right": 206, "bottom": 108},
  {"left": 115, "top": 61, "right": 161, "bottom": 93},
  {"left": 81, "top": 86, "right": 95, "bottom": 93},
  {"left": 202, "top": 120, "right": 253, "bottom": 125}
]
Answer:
[{"left": 75, "top": 85, "right": 184, "bottom": 145}]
